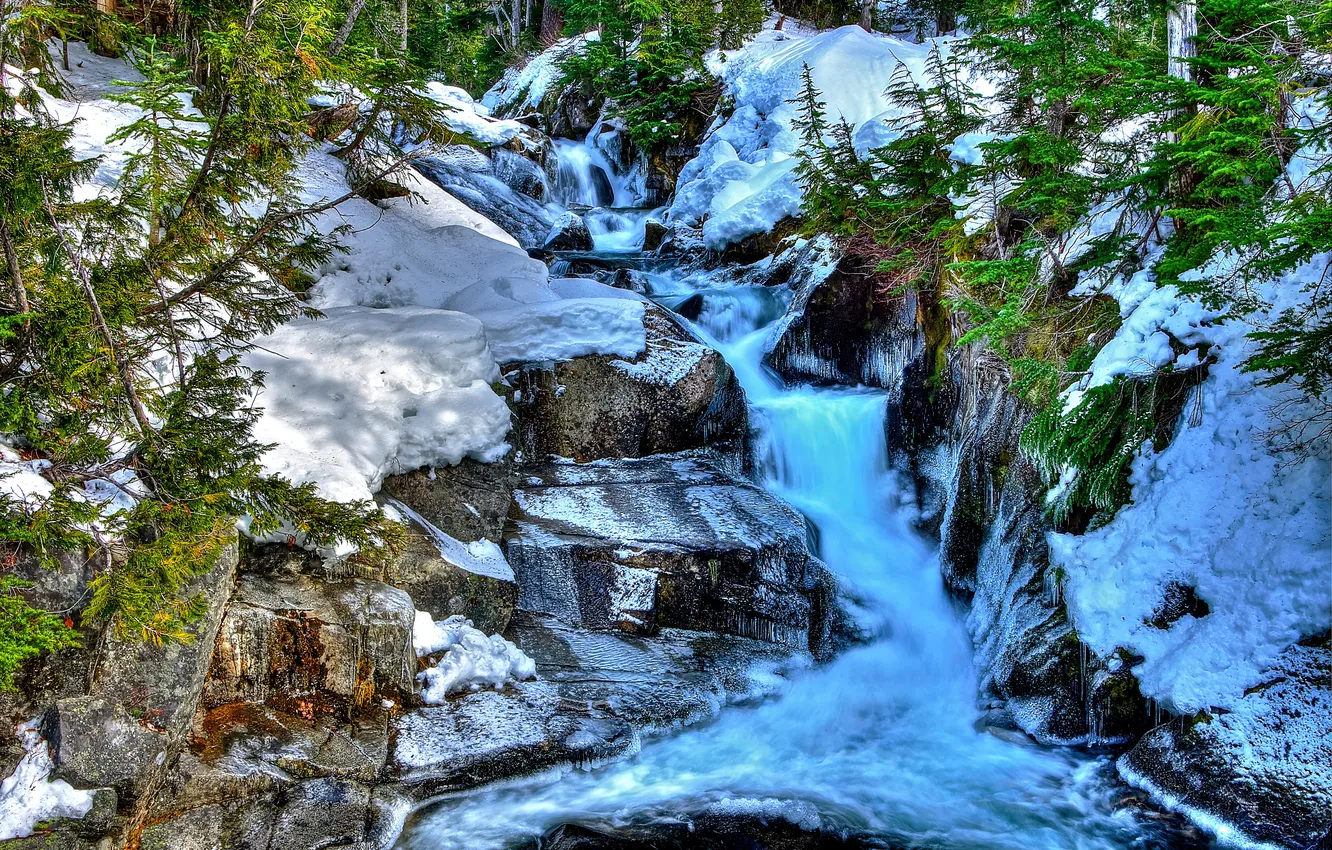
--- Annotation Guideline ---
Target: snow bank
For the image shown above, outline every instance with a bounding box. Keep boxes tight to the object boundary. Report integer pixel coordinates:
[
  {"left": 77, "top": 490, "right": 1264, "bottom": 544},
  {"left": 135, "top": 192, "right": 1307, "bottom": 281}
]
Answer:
[
  {"left": 1052, "top": 252, "right": 1332, "bottom": 715},
  {"left": 482, "top": 32, "right": 598, "bottom": 116},
  {"left": 413, "top": 612, "right": 536, "bottom": 701},
  {"left": 423, "top": 82, "right": 531, "bottom": 147},
  {"left": 248, "top": 308, "right": 512, "bottom": 505},
  {"left": 670, "top": 25, "right": 953, "bottom": 249},
  {"left": 384, "top": 498, "right": 514, "bottom": 581},
  {"left": 0, "top": 721, "right": 95, "bottom": 840}
]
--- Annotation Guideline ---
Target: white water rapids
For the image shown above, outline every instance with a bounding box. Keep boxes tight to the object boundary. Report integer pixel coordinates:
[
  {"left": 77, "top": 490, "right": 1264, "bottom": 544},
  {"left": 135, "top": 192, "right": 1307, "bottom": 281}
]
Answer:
[{"left": 395, "top": 270, "right": 1164, "bottom": 850}]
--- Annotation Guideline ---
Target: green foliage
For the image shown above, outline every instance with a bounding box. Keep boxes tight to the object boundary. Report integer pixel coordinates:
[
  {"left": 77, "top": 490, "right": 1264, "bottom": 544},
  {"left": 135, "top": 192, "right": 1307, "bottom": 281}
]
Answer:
[
  {"left": 0, "top": 576, "right": 79, "bottom": 691},
  {"left": 556, "top": 0, "right": 759, "bottom": 149},
  {"left": 1020, "top": 376, "right": 1158, "bottom": 522},
  {"left": 1, "top": 0, "right": 418, "bottom": 666}
]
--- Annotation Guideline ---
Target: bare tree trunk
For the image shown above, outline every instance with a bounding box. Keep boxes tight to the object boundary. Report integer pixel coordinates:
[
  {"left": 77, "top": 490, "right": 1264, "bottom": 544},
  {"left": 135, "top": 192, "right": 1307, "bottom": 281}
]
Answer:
[
  {"left": 510, "top": 0, "right": 520, "bottom": 51},
  {"left": 858, "top": 0, "right": 873, "bottom": 31},
  {"left": 329, "top": 0, "right": 369, "bottom": 57},
  {"left": 1167, "top": 0, "right": 1197, "bottom": 83},
  {"left": 539, "top": 0, "right": 563, "bottom": 46},
  {"left": 94, "top": 0, "right": 115, "bottom": 13},
  {"left": 400, "top": 0, "right": 409, "bottom": 55}
]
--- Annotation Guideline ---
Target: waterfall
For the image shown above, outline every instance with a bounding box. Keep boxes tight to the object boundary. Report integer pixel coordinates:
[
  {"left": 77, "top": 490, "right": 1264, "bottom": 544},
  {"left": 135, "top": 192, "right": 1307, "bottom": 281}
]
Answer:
[
  {"left": 549, "top": 136, "right": 660, "bottom": 254},
  {"left": 396, "top": 270, "right": 1163, "bottom": 850},
  {"left": 551, "top": 138, "right": 627, "bottom": 208}
]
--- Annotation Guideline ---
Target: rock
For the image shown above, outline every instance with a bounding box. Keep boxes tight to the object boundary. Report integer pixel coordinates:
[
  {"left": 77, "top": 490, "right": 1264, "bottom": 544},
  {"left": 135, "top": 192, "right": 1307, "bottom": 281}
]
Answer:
[
  {"left": 545, "top": 210, "right": 595, "bottom": 252},
  {"left": 526, "top": 813, "right": 891, "bottom": 850},
  {"left": 391, "top": 681, "right": 635, "bottom": 793},
  {"left": 1119, "top": 644, "right": 1332, "bottom": 850},
  {"left": 90, "top": 540, "right": 240, "bottom": 736},
  {"left": 505, "top": 452, "right": 831, "bottom": 652},
  {"left": 413, "top": 154, "right": 557, "bottom": 249},
  {"left": 268, "top": 777, "right": 372, "bottom": 850},
  {"left": 202, "top": 569, "right": 415, "bottom": 717},
  {"left": 44, "top": 540, "right": 238, "bottom": 798},
  {"left": 642, "top": 218, "right": 668, "bottom": 252},
  {"left": 390, "top": 612, "right": 803, "bottom": 796},
  {"left": 493, "top": 147, "right": 548, "bottom": 200},
  {"left": 380, "top": 456, "right": 514, "bottom": 544},
  {"left": 610, "top": 268, "right": 650, "bottom": 294},
  {"left": 383, "top": 514, "right": 518, "bottom": 636},
  {"left": 48, "top": 696, "right": 165, "bottom": 796},
  {"left": 506, "top": 307, "right": 747, "bottom": 462},
  {"left": 765, "top": 237, "right": 926, "bottom": 390}
]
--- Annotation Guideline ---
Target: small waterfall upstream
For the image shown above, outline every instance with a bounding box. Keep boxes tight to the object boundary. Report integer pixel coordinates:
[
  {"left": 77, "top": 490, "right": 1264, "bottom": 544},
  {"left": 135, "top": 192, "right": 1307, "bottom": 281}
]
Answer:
[
  {"left": 396, "top": 273, "right": 1167, "bottom": 850},
  {"left": 549, "top": 136, "right": 659, "bottom": 254}
]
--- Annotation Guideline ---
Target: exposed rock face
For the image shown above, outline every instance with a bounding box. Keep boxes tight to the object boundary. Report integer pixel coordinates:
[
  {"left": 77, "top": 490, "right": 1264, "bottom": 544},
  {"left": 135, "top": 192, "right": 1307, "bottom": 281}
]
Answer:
[
  {"left": 380, "top": 456, "right": 514, "bottom": 543},
  {"left": 504, "top": 452, "right": 837, "bottom": 654},
  {"left": 391, "top": 612, "right": 802, "bottom": 797},
  {"left": 765, "top": 238, "right": 927, "bottom": 390},
  {"left": 506, "top": 307, "right": 748, "bottom": 462},
  {"left": 527, "top": 817, "right": 889, "bottom": 850},
  {"left": 1119, "top": 643, "right": 1332, "bottom": 850},
  {"left": 202, "top": 549, "right": 416, "bottom": 718}
]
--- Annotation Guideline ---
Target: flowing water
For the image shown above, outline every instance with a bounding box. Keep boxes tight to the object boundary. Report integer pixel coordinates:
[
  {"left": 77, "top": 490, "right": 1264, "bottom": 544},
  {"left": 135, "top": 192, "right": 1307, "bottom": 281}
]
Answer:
[{"left": 395, "top": 258, "right": 1173, "bottom": 849}]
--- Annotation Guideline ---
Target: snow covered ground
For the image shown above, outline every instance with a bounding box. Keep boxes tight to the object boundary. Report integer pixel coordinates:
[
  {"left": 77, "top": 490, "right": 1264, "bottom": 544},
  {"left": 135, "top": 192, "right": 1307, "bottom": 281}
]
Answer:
[{"left": 0, "top": 721, "right": 95, "bottom": 841}]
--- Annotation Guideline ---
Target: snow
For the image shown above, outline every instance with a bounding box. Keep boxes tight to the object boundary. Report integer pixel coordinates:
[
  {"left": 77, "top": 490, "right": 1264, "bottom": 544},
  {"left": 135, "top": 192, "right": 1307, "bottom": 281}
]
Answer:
[
  {"left": 0, "top": 721, "right": 95, "bottom": 840},
  {"left": 1051, "top": 251, "right": 1332, "bottom": 715},
  {"left": 423, "top": 82, "right": 531, "bottom": 147},
  {"left": 247, "top": 307, "right": 512, "bottom": 506},
  {"left": 482, "top": 32, "right": 599, "bottom": 116},
  {"left": 413, "top": 612, "right": 536, "bottom": 701},
  {"left": 669, "top": 24, "right": 962, "bottom": 249},
  {"left": 383, "top": 498, "right": 514, "bottom": 581}
]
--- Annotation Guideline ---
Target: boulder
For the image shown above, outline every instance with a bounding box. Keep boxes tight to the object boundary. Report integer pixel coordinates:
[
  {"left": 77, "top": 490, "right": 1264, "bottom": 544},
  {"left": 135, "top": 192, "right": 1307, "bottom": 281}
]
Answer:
[
  {"left": 505, "top": 452, "right": 833, "bottom": 652},
  {"left": 506, "top": 307, "right": 747, "bottom": 462},
  {"left": 1119, "top": 643, "right": 1332, "bottom": 850},
  {"left": 545, "top": 210, "right": 595, "bottom": 252},
  {"left": 45, "top": 539, "right": 239, "bottom": 798},
  {"left": 642, "top": 218, "right": 668, "bottom": 252},
  {"left": 202, "top": 568, "right": 415, "bottom": 717},
  {"left": 48, "top": 696, "right": 164, "bottom": 797},
  {"left": 380, "top": 455, "right": 514, "bottom": 544},
  {"left": 765, "top": 237, "right": 926, "bottom": 390}
]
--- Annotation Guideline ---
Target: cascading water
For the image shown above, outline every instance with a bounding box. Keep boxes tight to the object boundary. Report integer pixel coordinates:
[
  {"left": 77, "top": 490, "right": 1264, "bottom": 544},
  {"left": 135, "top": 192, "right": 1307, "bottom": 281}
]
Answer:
[
  {"left": 550, "top": 136, "right": 660, "bottom": 253},
  {"left": 395, "top": 273, "right": 1168, "bottom": 850}
]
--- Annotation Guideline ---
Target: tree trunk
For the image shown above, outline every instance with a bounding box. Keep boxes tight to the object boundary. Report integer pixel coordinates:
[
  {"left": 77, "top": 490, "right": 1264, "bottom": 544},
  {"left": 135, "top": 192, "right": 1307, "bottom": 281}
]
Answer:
[
  {"left": 539, "top": 0, "right": 563, "bottom": 46},
  {"left": 1167, "top": 0, "right": 1197, "bottom": 83},
  {"left": 936, "top": 8, "right": 956, "bottom": 35},
  {"left": 94, "top": 0, "right": 114, "bottom": 12},
  {"left": 329, "top": 0, "right": 369, "bottom": 57},
  {"left": 858, "top": 0, "right": 873, "bottom": 31},
  {"left": 399, "top": 0, "right": 409, "bottom": 55}
]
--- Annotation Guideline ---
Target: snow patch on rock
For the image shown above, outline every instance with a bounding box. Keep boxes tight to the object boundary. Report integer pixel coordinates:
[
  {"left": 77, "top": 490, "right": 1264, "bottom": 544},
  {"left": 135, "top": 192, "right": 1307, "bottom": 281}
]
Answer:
[
  {"left": 413, "top": 612, "right": 536, "bottom": 701},
  {"left": 0, "top": 721, "right": 95, "bottom": 840}
]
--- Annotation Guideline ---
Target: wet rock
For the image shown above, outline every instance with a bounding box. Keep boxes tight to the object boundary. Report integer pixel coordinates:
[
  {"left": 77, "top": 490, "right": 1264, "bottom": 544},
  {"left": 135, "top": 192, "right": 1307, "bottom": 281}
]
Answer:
[
  {"left": 413, "top": 154, "right": 557, "bottom": 249},
  {"left": 527, "top": 812, "right": 893, "bottom": 850},
  {"left": 642, "top": 218, "right": 668, "bottom": 252},
  {"left": 493, "top": 147, "right": 549, "bottom": 200},
  {"left": 506, "top": 307, "right": 747, "bottom": 462},
  {"left": 546, "top": 210, "right": 595, "bottom": 251},
  {"left": 1145, "top": 582, "right": 1211, "bottom": 630},
  {"left": 1120, "top": 644, "right": 1332, "bottom": 850},
  {"left": 202, "top": 570, "right": 415, "bottom": 717},
  {"left": 765, "top": 238, "right": 926, "bottom": 390},
  {"left": 505, "top": 452, "right": 831, "bottom": 652}
]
